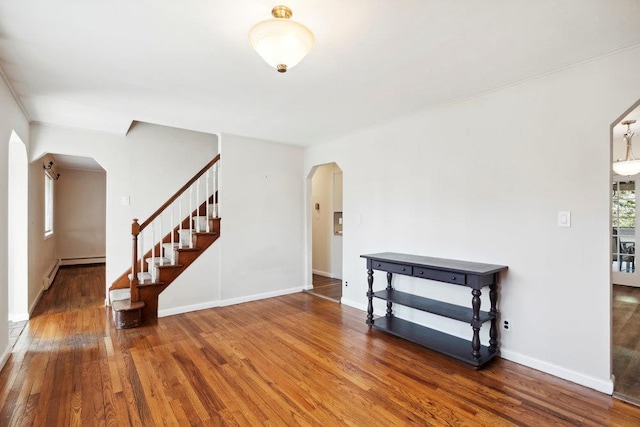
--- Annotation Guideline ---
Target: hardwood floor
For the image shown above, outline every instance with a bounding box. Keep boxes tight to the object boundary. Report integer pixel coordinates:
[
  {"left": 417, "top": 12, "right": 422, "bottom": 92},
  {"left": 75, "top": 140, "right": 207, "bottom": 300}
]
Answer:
[
  {"left": 3, "top": 265, "right": 640, "bottom": 425},
  {"left": 613, "top": 284, "right": 640, "bottom": 402},
  {"left": 306, "top": 274, "right": 342, "bottom": 301}
]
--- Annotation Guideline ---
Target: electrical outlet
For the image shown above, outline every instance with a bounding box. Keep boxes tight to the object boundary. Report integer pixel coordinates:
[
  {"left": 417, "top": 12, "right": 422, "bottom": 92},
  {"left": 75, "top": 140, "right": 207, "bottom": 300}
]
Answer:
[
  {"left": 502, "top": 320, "right": 512, "bottom": 333},
  {"left": 344, "top": 281, "right": 348, "bottom": 287}
]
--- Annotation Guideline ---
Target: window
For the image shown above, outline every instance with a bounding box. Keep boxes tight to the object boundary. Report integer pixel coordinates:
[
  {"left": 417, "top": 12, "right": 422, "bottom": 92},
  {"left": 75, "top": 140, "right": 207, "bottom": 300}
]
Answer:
[{"left": 44, "top": 174, "right": 53, "bottom": 237}]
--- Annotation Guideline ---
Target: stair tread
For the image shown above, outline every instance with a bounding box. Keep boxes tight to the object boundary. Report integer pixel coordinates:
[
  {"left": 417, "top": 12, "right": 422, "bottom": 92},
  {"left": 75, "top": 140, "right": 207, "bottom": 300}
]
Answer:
[
  {"left": 157, "top": 263, "right": 183, "bottom": 269},
  {"left": 145, "top": 257, "right": 171, "bottom": 264},
  {"left": 112, "top": 299, "right": 145, "bottom": 311},
  {"left": 137, "top": 281, "right": 166, "bottom": 288}
]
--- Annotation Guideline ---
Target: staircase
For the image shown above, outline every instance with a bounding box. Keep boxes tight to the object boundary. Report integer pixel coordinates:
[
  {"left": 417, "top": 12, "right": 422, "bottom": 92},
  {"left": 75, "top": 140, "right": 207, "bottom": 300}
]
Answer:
[{"left": 109, "top": 155, "right": 220, "bottom": 328}]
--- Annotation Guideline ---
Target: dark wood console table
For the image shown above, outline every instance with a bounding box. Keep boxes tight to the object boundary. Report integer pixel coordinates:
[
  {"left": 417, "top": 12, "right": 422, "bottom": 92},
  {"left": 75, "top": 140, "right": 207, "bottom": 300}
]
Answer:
[{"left": 361, "top": 252, "right": 508, "bottom": 368}]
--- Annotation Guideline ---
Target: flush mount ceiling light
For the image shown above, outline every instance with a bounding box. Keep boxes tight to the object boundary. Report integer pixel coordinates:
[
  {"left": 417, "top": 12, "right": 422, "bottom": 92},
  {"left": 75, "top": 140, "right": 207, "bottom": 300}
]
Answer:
[
  {"left": 613, "top": 120, "right": 640, "bottom": 176},
  {"left": 249, "top": 5, "right": 315, "bottom": 73}
]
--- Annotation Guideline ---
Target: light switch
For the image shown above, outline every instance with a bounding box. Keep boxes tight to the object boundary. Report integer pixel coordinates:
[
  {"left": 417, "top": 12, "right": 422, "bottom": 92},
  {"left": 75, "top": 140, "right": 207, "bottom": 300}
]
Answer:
[
  {"left": 122, "top": 196, "right": 130, "bottom": 206},
  {"left": 558, "top": 211, "right": 571, "bottom": 227}
]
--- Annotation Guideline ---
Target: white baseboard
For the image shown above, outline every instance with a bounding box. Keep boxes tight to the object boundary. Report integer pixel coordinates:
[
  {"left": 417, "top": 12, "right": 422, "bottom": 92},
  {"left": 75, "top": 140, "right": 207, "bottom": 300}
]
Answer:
[
  {"left": 312, "top": 269, "right": 333, "bottom": 278},
  {"left": 158, "top": 286, "right": 304, "bottom": 318},
  {"left": 341, "top": 298, "right": 367, "bottom": 312},
  {"left": 9, "top": 312, "right": 29, "bottom": 322},
  {"left": 60, "top": 257, "right": 106, "bottom": 266},
  {"left": 158, "top": 300, "right": 220, "bottom": 318},
  {"left": 29, "top": 287, "right": 44, "bottom": 317},
  {"left": 220, "top": 286, "right": 303, "bottom": 307},
  {"left": 42, "top": 259, "right": 60, "bottom": 290},
  {"left": 500, "top": 348, "right": 613, "bottom": 394},
  {"left": 0, "top": 345, "right": 10, "bottom": 373},
  {"left": 340, "top": 299, "right": 612, "bottom": 394}
]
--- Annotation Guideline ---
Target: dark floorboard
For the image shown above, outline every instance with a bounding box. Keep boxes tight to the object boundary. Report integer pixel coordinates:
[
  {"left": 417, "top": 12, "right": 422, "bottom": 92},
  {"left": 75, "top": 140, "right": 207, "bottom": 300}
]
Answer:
[
  {"left": 305, "top": 274, "right": 342, "bottom": 301},
  {"left": 613, "top": 285, "right": 640, "bottom": 402}
]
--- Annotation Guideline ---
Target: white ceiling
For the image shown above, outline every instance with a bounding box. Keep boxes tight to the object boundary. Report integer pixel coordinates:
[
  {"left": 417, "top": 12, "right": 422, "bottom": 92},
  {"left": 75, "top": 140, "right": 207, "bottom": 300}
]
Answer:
[{"left": 1, "top": 0, "right": 639, "bottom": 146}]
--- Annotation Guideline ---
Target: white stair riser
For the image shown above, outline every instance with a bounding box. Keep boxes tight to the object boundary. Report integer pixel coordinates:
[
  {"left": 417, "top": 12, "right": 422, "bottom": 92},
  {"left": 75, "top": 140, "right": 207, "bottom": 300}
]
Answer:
[
  {"left": 162, "top": 243, "right": 180, "bottom": 262},
  {"left": 178, "top": 229, "right": 193, "bottom": 246},
  {"left": 109, "top": 288, "right": 130, "bottom": 304},
  {"left": 193, "top": 216, "right": 208, "bottom": 232}
]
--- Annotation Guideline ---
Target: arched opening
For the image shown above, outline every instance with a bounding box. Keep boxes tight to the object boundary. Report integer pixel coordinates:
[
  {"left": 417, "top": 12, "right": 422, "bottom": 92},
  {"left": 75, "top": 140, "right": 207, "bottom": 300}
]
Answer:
[
  {"left": 7, "top": 131, "right": 29, "bottom": 346},
  {"left": 611, "top": 99, "right": 640, "bottom": 403},
  {"left": 306, "top": 162, "right": 343, "bottom": 302}
]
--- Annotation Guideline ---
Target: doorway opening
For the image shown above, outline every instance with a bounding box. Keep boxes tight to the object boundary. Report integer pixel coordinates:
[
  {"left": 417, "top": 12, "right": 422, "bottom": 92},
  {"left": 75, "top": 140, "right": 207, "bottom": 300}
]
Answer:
[
  {"left": 8, "top": 131, "right": 29, "bottom": 346},
  {"left": 611, "top": 100, "right": 640, "bottom": 404},
  {"left": 307, "top": 162, "right": 343, "bottom": 302}
]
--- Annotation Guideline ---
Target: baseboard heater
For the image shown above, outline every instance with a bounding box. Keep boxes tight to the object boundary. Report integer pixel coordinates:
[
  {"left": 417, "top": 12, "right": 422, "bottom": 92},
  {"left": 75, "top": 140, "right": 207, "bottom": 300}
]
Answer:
[
  {"left": 60, "top": 256, "right": 106, "bottom": 266},
  {"left": 43, "top": 259, "right": 60, "bottom": 290}
]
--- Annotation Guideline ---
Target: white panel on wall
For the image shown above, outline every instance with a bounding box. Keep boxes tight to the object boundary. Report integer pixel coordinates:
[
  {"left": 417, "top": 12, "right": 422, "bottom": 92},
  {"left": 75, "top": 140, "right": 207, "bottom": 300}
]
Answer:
[{"left": 219, "top": 133, "right": 304, "bottom": 301}]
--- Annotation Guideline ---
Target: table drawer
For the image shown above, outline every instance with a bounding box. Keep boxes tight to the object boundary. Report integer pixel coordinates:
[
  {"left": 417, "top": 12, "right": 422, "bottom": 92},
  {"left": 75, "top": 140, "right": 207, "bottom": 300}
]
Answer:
[
  {"left": 370, "top": 261, "right": 412, "bottom": 275},
  {"left": 414, "top": 268, "right": 466, "bottom": 285}
]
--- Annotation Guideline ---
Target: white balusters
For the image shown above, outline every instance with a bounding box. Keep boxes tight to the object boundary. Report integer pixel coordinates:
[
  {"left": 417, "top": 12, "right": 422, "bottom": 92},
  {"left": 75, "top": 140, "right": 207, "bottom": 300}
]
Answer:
[
  {"left": 189, "top": 186, "right": 193, "bottom": 248},
  {"left": 178, "top": 195, "right": 183, "bottom": 249},
  {"left": 196, "top": 177, "right": 201, "bottom": 232},
  {"left": 170, "top": 203, "right": 175, "bottom": 265},
  {"left": 151, "top": 221, "right": 156, "bottom": 282},
  {"left": 159, "top": 215, "right": 164, "bottom": 266},
  {"left": 205, "top": 169, "right": 210, "bottom": 232},
  {"left": 140, "top": 228, "right": 144, "bottom": 282},
  {"left": 214, "top": 162, "right": 219, "bottom": 217}
]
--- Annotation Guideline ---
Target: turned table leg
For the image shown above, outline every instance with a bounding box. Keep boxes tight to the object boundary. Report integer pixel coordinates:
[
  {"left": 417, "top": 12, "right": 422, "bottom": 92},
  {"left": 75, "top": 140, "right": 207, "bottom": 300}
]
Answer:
[
  {"left": 366, "top": 269, "right": 374, "bottom": 325},
  {"left": 471, "top": 289, "right": 482, "bottom": 360},
  {"left": 386, "top": 272, "right": 393, "bottom": 317},
  {"left": 489, "top": 283, "right": 498, "bottom": 353}
]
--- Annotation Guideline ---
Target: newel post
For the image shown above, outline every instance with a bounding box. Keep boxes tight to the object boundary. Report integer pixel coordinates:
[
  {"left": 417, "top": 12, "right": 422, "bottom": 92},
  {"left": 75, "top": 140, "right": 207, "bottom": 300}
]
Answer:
[{"left": 130, "top": 218, "right": 140, "bottom": 302}]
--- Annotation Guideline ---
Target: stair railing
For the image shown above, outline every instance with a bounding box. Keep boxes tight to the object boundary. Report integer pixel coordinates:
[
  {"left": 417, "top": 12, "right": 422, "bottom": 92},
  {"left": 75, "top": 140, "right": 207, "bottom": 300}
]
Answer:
[{"left": 129, "top": 154, "right": 220, "bottom": 301}]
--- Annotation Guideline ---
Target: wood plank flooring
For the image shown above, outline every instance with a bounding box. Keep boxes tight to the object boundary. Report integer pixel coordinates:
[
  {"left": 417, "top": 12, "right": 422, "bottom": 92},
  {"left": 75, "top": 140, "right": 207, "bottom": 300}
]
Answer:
[
  {"left": 613, "top": 284, "right": 640, "bottom": 402},
  {"left": 2, "top": 265, "right": 640, "bottom": 425},
  {"left": 305, "top": 274, "right": 342, "bottom": 301}
]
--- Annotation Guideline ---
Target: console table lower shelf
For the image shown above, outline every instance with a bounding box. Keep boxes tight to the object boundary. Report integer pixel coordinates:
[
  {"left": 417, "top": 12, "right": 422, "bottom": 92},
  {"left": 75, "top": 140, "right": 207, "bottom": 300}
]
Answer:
[
  {"left": 361, "top": 252, "right": 508, "bottom": 368},
  {"left": 371, "top": 316, "right": 498, "bottom": 367}
]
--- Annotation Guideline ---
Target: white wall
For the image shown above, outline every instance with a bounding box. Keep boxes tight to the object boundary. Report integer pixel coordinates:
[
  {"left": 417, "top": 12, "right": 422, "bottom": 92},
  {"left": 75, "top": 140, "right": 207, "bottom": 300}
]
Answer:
[
  {"left": 29, "top": 122, "right": 218, "bottom": 298},
  {"left": 0, "top": 75, "right": 30, "bottom": 370},
  {"left": 311, "top": 164, "right": 333, "bottom": 276},
  {"left": 55, "top": 168, "right": 106, "bottom": 262},
  {"left": 27, "top": 153, "right": 57, "bottom": 312},
  {"left": 218, "top": 134, "right": 305, "bottom": 302},
  {"left": 305, "top": 46, "right": 640, "bottom": 394}
]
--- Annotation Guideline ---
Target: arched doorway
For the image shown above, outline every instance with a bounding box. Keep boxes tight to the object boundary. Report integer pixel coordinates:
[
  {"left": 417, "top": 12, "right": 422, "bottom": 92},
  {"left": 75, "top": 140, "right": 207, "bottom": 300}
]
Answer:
[
  {"left": 611, "top": 99, "right": 640, "bottom": 403},
  {"left": 8, "top": 131, "right": 29, "bottom": 346},
  {"left": 307, "top": 162, "right": 343, "bottom": 302}
]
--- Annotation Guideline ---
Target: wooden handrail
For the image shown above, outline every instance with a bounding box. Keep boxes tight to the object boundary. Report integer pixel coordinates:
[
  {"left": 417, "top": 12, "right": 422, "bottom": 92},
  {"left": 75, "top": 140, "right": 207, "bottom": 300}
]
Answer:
[{"left": 138, "top": 154, "right": 220, "bottom": 232}]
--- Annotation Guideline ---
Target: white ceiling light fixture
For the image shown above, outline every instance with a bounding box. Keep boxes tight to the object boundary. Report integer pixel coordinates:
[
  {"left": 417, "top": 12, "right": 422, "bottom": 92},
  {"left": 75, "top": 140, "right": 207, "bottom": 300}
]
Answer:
[
  {"left": 249, "top": 5, "right": 315, "bottom": 73},
  {"left": 613, "top": 120, "right": 640, "bottom": 176}
]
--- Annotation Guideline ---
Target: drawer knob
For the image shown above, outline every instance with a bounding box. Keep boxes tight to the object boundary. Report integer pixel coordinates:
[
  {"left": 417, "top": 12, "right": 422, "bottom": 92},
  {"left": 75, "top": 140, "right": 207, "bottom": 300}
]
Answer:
[
  {"left": 419, "top": 271, "right": 423, "bottom": 275},
  {"left": 376, "top": 263, "right": 381, "bottom": 267},
  {"left": 451, "top": 276, "right": 456, "bottom": 280},
  {"left": 401, "top": 268, "right": 406, "bottom": 271}
]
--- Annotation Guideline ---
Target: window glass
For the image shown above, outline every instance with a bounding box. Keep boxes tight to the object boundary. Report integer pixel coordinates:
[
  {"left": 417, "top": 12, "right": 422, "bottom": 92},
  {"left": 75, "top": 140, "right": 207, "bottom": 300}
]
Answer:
[{"left": 44, "top": 174, "right": 53, "bottom": 237}]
